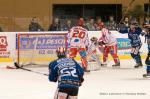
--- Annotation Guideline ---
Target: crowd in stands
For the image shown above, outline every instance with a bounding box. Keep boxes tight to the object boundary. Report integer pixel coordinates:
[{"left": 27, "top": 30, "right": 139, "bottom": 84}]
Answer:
[
  {"left": 48, "top": 16, "right": 117, "bottom": 31},
  {"left": 29, "top": 17, "right": 44, "bottom": 31},
  {"left": 0, "top": 15, "right": 149, "bottom": 32},
  {"left": 28, "top": 15, "right": 149, "bottom": 32}
]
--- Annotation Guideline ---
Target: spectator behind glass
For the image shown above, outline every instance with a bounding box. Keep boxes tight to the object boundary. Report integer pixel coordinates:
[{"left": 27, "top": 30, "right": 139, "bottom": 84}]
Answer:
[
  {"left": 62, "top": 20, "right": 73, "bottom": 31},
  {"left": 78, "top": 17, "right": 88, "bottom": 30},
  {"left": 130, "top": 18, "right": 139, "bottom": 26},
  {"left": 143, "top": 16, "right": 150, "bottom": 25},
  {"left": 124, "top": 17, "right": 130, "bottom": 28},
  {"left": 142, "top": 16, "right": 150, "bottom": 37},
  {"left": 95, "top": 17, "right": 104, "bottom": 30},
  {"left": 48, "top": 18, "right": 61, "bottom": 31},
  {"left": 29, "top": 17, "right": 43, "bottom": 31},
  {"left": 86, "top": 18, "right": 96, "bottom": 31},
  {"left": 106, "top": 15, "right": 117, "bottom": 30},
  {"left": 119, "top": 17, "right": 130, "bottom": 33}
]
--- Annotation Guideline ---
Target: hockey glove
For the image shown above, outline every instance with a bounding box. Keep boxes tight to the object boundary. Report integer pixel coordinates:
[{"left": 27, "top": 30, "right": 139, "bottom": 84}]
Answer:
[{"left": 79, "top": 77, "right": 84, "bottom": 86}]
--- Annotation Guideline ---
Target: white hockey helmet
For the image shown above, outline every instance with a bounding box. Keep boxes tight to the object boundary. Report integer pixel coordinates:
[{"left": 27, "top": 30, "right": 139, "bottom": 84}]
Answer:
[{"left": 101, "top": 28, "right": 110, "bottom": 36}]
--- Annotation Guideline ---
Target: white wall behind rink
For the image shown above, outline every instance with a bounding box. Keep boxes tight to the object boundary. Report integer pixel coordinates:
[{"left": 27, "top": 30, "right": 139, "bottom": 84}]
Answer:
[{"left": 0, "top": 31, "right": 148, "bottom": 67}]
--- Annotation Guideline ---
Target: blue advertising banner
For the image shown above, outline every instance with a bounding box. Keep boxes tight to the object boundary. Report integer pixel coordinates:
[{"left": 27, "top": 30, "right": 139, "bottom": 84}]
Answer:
[
  {"left": 117, "top": 38, "right": 131, "bottom": 50},
  {"left": 18, "top": 34, "right": 66, "bottom": 50}
]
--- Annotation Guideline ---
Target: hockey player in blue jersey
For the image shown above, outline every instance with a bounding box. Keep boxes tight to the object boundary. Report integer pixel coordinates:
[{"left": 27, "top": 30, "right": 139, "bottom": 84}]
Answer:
[
  {"left": 143, "top": 53, "right": 150, "bottom": 78},
  {"left": 128, "top": 23, "right": 143, "bottom": 68},
  {"left": 142, "top": 24, "right": 150, "bottom": 78},
  {"left": 48, "top": 47, "right": 84, "bottom": 99}
]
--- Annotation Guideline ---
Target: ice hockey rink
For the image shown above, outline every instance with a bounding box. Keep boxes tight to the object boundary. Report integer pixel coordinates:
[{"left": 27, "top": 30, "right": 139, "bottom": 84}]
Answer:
[{"left": 0, "top": 60, "right": 150, "bottom": 99}]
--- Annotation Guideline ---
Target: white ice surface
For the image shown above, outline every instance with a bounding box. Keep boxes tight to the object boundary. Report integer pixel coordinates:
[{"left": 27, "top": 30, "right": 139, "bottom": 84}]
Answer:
[{"left": 0, "top": 60, "right": 150, "bottom": 99}]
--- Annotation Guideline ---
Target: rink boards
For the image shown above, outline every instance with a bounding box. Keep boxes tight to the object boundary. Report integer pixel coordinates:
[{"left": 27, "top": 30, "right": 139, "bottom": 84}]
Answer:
[{"left": 0, "top": 31, "right": 148, "bottom": 67}]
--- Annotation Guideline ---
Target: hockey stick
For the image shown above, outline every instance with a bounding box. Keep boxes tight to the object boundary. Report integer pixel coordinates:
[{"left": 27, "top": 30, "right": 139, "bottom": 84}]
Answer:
[{"left": 14, "top": 62, "right": 48, "bottom": 76}]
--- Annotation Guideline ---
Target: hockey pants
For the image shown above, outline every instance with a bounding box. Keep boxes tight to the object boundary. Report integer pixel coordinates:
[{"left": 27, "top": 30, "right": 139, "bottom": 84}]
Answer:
[
  {"left": 130, "top": 46, "right": 142, "bottom": 64},
  {"left": 103, "top": 44, "right": 120, "bottom": 64},
  {"left": 54, "top": 88, "right": 78, "bottom": 99},
  {"left": 69, "top": 48, "right": 88, "bottom": 69}
]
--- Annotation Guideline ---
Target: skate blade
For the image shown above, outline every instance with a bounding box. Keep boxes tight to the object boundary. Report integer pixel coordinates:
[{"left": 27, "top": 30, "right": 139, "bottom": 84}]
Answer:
[{"left": 143, "top": 75, "right": 150, "bottom": 79}]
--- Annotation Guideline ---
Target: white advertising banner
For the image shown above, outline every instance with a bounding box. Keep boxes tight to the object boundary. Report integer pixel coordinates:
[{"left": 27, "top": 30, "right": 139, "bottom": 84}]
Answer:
[
  {"left": 0, "top": 32, "right": 16, "bottom": 67},
  {"left": 0, "top": 31, "right": 148, "bottom": 67}
]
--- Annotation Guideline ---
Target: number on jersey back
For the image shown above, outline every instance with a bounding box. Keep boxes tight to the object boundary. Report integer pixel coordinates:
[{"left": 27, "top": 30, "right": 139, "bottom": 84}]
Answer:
[{"left": 68, "top": 26, "right": 89, "bottom": 48}]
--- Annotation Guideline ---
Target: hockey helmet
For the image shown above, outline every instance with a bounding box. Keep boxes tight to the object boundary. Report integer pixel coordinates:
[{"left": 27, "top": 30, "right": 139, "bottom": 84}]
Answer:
[
  {"left": 56, "top": 47, "right": 67, "bottom": 58},
  {"left": 90, "top": 37, "right": 98, "bottom": 42},
  {"left": 101, "top": 28, "right": 110, "bottom": 36}
]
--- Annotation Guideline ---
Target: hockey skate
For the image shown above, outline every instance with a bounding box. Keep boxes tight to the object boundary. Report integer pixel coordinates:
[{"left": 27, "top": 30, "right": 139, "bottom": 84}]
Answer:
[
  {"left": 134, "top": 63, "right": 143, "bottom": 68},
  {"left": 112, "top": 62, "right": 120, "bottom": 68},
  {"left": 101, "top": 62, "right": 107, "bottom": 67},
  {"left": 143, "top": 73, "right": 150, "bottom": 78},
  {"left": 83, "top": 67, "right": 90, "bottom": 72}
]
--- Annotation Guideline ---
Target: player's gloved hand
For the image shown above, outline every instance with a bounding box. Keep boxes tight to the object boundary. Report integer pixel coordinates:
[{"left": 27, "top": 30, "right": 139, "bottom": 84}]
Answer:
[
  {"left": 86, "top": 46, "right": 88, "bottom": 51},
  {"left": 98, "top": 41, "right": 105, "bottom": 46},
  {"left": 53, "top": 79, "right": 57, "bottom": 82},
  {"left": 80, "top": 77, "right": 84, "bottom": 83},
  {"left": 79, "top": 76, "right": 84, "bottom": 86}
]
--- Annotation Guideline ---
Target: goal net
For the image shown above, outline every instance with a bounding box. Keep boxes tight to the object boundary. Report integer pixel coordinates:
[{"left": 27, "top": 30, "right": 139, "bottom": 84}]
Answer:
[{"left": 16, "top": 33, "right": 67, "bottom": 67}]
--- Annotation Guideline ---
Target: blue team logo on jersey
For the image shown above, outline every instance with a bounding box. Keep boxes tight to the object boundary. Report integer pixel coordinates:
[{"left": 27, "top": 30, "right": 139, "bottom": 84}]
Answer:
[
  {"left": 117, "top": 38, "right": 131, "bottom": 50},
  {"left": 74, "top": 39, "right": 79, "bottom": 42}
]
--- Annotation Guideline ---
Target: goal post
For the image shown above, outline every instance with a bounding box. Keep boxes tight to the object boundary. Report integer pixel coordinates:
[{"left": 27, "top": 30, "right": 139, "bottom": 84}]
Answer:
[{"left": 16, "top": 33, "right": 67, "bottom": 67}]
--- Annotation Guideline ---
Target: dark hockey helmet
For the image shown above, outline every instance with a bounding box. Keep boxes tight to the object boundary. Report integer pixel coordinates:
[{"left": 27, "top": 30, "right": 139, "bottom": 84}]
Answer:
[
  {"left": 56, "top": 47, "right": 67, "bottom": 58},
  {"left": 90, "top": 37, "right": 98, "bottom": 42}
]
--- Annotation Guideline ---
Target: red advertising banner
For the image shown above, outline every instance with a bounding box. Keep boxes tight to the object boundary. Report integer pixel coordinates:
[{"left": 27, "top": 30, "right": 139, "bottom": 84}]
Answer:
[
  {"left": 0, "top": 36, "right": 8, "bottom": 51},
  {"left": 0, "top": 36, "right": 10, "bottom": 58}
]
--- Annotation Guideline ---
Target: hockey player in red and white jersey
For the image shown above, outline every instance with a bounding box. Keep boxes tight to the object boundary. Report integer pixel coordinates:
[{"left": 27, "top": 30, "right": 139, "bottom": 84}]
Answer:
[
  {"left": 67, "top": 19, "right": 90, "bottom": 72},
  {"left": 99, "top": 28, "right": 120, "bottom": 67}
]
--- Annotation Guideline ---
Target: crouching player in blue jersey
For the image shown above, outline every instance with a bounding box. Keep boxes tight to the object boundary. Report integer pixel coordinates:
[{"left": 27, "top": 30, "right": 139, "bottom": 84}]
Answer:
[
  {"left": 48, "top": 47, "right": 84, "bottom": 99},
  {"left": 128, "top": 23, "right": 143, "bottom": 68}
]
